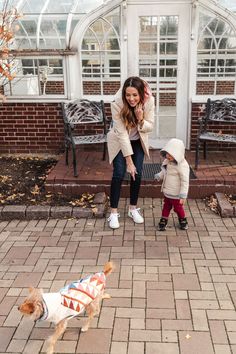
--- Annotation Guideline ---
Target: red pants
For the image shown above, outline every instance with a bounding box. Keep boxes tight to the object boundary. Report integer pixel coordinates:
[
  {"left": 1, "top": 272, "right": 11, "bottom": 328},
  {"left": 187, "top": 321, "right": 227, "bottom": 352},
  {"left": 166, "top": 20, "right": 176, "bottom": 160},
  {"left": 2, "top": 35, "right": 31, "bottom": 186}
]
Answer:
[{"left": 162, "top": 196, "right": 185, "bottom": 219}]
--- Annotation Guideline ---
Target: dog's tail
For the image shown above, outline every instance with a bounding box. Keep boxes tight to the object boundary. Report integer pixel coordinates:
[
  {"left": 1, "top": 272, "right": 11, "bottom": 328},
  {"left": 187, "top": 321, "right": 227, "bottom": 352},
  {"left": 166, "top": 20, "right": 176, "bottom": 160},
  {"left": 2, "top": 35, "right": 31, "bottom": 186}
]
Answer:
[{"left": 103, "top": 261, "right": 114, "bottom": 276}]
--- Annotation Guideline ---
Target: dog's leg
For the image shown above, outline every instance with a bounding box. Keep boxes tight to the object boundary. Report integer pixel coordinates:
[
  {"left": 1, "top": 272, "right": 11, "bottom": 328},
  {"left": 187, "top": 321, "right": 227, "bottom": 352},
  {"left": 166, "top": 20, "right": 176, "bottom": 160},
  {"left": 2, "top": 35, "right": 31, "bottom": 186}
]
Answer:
[
  {"left": 46, "top": 319, "right": 68, "bottom": 354},
  {"left": 102, "top": 293, "right": 111, "bottom": 299},
  {"left": 81, "top": 303, "right": 97, "bottom": 332}
]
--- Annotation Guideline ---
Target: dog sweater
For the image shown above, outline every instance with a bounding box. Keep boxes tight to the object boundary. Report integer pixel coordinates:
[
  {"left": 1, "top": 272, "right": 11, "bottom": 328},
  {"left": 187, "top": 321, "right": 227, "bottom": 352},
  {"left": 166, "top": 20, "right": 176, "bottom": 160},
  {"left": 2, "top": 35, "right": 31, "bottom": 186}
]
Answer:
[
  {"left": 60, "top": 271, "right": 106, "bottom": 313},
  {"left": 40, "top": 272, "right": 106, "bottom": 324}
]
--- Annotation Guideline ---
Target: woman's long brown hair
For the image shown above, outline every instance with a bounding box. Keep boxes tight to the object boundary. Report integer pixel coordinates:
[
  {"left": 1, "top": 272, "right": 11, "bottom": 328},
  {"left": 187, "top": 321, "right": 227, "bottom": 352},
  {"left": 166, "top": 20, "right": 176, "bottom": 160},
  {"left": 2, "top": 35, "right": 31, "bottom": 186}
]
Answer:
[{"left": 120, "top": 77, "right": 146, "bottom": 130}]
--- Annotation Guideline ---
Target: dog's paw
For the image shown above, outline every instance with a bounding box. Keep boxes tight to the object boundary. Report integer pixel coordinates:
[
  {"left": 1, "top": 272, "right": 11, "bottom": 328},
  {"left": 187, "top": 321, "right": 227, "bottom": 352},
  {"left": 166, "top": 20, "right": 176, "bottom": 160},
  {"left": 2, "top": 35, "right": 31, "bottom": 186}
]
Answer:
[
  {"left": 103, "top": 293, "right": 111, "bottom": 299},
  {"left": 81, "top": 326, "right": 88, "bottom": 332},
  {"left": 46, "top": 347, "right": 54, "bottom": 354}
]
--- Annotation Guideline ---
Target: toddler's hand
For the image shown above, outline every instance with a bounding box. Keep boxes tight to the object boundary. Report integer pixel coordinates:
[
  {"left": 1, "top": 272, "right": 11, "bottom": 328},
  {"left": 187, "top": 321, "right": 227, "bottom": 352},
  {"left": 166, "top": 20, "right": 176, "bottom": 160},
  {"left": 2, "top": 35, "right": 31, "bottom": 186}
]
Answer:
[{"left": 179, "top": 199, "right": 186, "bottom": 205}]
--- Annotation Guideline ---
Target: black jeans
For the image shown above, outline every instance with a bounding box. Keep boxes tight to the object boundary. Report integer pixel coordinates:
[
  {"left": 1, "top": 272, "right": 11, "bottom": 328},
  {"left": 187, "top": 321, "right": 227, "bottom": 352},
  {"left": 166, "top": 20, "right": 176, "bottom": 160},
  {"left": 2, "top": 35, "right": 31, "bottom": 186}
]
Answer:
[{"left": 110, "top": 139, "right": 144, "bottom": 208}]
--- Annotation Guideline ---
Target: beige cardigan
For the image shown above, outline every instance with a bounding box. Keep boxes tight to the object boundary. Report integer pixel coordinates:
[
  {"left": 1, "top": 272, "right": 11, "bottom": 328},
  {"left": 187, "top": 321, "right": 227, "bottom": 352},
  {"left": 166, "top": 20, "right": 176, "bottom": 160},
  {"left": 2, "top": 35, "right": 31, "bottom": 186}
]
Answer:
[{"left": 107, "top": 90, "right": 155, "bottom": 163}]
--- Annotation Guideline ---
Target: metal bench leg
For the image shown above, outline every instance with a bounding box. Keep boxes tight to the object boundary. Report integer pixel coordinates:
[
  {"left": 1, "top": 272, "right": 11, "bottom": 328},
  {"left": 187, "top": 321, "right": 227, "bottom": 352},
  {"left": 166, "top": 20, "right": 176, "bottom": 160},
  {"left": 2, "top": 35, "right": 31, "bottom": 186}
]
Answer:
[
  {"left": 195, "top": 140, "right": 200, "bottom": 170},
  {"left": 72, "top": 143, "right": 78, "bottom": 177},
  {"left": 102, "top": 142, "right": 107, "bottom": 161},
  {"left": 65, "top": 145, "right": 69, "bottom": 166},
  {"left": 203, "top": 141, "right": 207, "bottom": 160}
]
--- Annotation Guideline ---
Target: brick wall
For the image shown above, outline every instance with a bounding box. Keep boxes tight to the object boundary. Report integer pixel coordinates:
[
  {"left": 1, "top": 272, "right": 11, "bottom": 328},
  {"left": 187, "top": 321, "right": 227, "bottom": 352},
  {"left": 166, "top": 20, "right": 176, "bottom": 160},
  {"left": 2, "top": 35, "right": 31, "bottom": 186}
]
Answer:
[
  {"left": 83, "top": 81, "right": 120, "bottom": 95},
  {"left": 0, "top": 102, "right": 112, "bottom": 154},
  {"left": 0, "top": 103, "right": 64, "bottom": 154},
  {"left": 40, "top": 81, "right": 64, "bottom": 95},
  {"left": 159, "top": 92, "right": 176, "bottom": 106},
  {"left": 190, "top": 102, "right": 236, "bottom": 151},
  {"left": 0, "top": 100, "right": 235, "bottom": 154},
  {"left": 197, "top": 81, "right": 235, "bottom": 95}
]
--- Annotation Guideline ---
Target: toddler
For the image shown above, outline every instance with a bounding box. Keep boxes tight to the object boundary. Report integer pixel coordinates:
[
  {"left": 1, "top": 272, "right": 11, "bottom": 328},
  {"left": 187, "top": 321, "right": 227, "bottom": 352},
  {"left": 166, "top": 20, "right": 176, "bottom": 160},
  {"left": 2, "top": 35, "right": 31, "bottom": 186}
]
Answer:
[{"left": 154, "top": 138, "right": 189, "bottom": 231}]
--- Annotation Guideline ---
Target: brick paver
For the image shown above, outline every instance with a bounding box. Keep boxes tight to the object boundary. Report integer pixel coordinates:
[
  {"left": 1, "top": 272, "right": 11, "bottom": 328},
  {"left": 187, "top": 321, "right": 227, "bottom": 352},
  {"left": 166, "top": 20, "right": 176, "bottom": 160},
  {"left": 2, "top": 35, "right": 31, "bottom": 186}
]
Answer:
[{"left": 0, "top": 198, "right": 236, "bottom": 353}]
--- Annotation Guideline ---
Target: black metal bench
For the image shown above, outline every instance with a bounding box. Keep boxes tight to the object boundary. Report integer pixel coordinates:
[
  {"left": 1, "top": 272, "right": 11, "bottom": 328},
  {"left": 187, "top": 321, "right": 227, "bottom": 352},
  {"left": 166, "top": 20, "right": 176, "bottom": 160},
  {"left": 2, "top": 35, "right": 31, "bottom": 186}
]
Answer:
[
  {"left": 61, "top": 99, "right": 108, "bottom": 177},
  {"left": 195, "top": 98, "right": 236, "bottom": 169}
]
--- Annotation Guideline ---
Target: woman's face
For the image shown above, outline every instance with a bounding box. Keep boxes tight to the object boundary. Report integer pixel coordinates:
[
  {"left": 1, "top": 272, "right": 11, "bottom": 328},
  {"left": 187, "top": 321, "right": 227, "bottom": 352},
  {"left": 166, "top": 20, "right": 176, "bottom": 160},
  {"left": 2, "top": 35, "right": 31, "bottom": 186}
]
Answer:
[{"left": 125, "top": 87, "right": 141, "bottom": 107}]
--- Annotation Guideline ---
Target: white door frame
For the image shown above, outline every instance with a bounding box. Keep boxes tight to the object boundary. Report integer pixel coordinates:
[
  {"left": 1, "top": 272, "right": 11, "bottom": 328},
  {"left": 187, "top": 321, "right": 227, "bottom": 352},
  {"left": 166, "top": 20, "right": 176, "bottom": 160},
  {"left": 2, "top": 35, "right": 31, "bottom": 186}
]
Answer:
[{"left": 126, "top": 3, "right": 191, "bottom": 148}]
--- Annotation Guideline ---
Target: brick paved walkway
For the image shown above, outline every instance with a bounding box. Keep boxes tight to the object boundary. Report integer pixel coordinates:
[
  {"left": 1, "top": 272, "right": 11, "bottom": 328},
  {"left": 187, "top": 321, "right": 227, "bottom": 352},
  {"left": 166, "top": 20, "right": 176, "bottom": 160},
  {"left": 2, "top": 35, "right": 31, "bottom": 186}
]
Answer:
[{"left": 0, "top": 198, "right": 236, "bottom": 354}]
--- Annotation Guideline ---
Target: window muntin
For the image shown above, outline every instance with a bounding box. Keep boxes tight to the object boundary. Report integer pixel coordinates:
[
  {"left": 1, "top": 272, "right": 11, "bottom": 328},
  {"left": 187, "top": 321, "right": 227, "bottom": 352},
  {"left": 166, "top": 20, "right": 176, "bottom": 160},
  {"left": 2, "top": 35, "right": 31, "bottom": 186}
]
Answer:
[
  {"left": 197, "top": 12, "right": 236, "bottom": 95},
  {"left": 2, "top": 57, "right": 65, "bottom": 96},
  {"left": 81, "top": 7, "right": 121, "bottom": 95},
  {"left": 139, "top": 16, "right": 178, "bottom": 139},
  {"left": 139, "top": 16, "right": 178, "bottom": 88}
]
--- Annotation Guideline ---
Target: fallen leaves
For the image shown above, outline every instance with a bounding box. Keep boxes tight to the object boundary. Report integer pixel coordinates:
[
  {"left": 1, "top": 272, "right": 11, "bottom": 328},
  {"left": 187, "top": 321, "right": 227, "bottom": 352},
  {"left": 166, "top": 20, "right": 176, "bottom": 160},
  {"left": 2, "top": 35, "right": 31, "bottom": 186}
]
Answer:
[
  {"left": 0, "top": 157, "right": 109, "bottom": 210},
  {"left": 0, "top": 175, "right": 12, "bottom": 183},
  {"left": 69, "top": 192, "right": 95, "bottom": 208},
  {"left": 0, "top": 156, "right": 57, "bottom": 205},
  {"left": 31, "top": 184, "right": 40, "bottom": 195},
  {"left": 227, "top": 194, "right": 236, "bottom": 205},
  {"left": 205, "top": 195, "right": 219, "bottom": 214}
]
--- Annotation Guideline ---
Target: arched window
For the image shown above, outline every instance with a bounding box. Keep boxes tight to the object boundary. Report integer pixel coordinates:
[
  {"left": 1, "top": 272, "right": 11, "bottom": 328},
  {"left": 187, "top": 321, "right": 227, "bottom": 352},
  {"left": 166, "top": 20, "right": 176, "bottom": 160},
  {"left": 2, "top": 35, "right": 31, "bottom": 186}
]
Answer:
[
  {"left": 81, "top": 7, "right": 121, "bottom": 96},
  {"left": 197, "top": 12, "right": 236, "bottom": 95}
]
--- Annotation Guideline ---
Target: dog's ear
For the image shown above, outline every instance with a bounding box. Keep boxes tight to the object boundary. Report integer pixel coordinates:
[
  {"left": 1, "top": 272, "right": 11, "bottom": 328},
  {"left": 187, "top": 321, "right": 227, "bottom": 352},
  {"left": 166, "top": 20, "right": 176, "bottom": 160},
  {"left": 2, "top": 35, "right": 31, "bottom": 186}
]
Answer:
[
  {"left": 26, "top": 303, "right": 35, "bottom": 314},
  {"left": 19, "top": 302, "right": 35, "bottom": 315},
  {"left": 28, "top": 287, "right": 35, "bottom": 294}
]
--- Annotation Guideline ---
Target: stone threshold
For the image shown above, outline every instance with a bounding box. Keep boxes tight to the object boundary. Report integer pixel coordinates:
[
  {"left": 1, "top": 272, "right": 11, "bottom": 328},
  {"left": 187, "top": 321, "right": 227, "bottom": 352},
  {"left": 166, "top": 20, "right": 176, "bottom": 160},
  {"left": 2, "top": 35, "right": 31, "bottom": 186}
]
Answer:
[{"left": 215, "top": 192, "right": 236, "bottom": 218}]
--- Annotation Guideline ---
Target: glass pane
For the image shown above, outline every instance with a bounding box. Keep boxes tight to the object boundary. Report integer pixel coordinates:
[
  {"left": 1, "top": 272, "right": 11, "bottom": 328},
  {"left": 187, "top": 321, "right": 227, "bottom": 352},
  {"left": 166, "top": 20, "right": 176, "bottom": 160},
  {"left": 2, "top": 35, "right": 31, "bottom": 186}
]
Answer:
[
  {"left": 160, "top": 16, "right": 178, "bottom": 36},
  {"left": 103, "top": 24, "right": 120, "bottom": 50},
  {"left": 139, "top": 15, "right": 178, "bottom": 141},
  {"left": 70, "top": 17, "right": 82, "bottom": 37},
  {"left": 217, "top": 0, "right": 236, "bottom": 11},
  {"left": 90, "top": 20, "right": 108, "bottom": 43},
  {"left": 39, "top": 18, "right": 67, "bottom": 49},
  {"left": 82, "top": 28, "right": 98, "bottom": 50},
  {"left": 17, "top": 20, "right": 37, "bottom": 37},
  {"left": 81, "top": 6, "right": 120, "bottom": 95},
  {"left": 82, "top": 53, "right": 101, "bottom": 77},
  {"left": 46, "top": 0, "right": 74, "bottom": 13},
  {"left": 139, "top": 42, "right": 157, "bottom": 56},
  {"left": 197, "top": 10, "right": 236, "bottom": 94},
  {"left": 74, "top": 0, "right": 104, "bottom": 13},
  {"left": 15, "top": 17, "right": 38, "bottom": 49},
  {"left": 19, "top": 0, "right": 45, "bottom": 13},
  {"left": 4, "top": 56, "right": 65, "bottom": 96},
  {"left": 160, "top": 42, "right": 177, "bottom": 54},
  {"left": 105, "top": 7, "right": 120, "bottom": 35},
  {"left": 139, "top": 17, "right": 158, "bottom": 39}
]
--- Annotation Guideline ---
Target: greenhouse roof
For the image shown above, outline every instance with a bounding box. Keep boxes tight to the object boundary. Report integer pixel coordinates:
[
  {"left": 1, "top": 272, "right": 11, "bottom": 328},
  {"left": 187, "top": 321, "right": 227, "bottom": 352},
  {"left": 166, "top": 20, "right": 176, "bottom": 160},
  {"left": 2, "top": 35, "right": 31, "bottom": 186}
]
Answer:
[
  {"left": 217, "top": 0, "right": 236, "bottom": 12},
  {"left": 0, "top": 0, "right": 114, "bottom": 50},
  {"left": 0, "top": 0, "right": 235, "bottom": 51}
]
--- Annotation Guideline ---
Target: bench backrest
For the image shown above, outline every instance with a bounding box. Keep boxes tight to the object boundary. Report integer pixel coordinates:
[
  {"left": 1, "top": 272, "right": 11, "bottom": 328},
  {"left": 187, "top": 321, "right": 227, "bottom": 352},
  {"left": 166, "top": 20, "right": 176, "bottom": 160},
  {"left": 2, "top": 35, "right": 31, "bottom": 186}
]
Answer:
[
  {"left": 62, "top": 99, "right": 105, "bottom": 125},
  {"left": 205, "top": 98, "right": 236, "bottom": 123}
]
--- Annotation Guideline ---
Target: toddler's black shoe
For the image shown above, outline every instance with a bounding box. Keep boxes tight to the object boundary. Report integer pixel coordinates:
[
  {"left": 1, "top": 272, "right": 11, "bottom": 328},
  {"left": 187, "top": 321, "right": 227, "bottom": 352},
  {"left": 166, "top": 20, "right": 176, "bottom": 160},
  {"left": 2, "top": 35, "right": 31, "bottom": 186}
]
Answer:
[
  {"left": 179, "top": 217, "right": 188, "bottom": 230},
  {"left": 158, "top": 217, "right": 168, "bottom": 231}
]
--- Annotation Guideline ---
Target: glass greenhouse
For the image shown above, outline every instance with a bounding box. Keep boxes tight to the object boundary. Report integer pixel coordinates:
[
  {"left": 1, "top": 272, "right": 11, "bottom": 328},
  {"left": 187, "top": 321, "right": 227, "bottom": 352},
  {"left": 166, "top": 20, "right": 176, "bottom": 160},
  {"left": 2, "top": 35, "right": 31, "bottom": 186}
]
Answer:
[{"left": 0, "top": 0, "right": 236, "bottom": 153}]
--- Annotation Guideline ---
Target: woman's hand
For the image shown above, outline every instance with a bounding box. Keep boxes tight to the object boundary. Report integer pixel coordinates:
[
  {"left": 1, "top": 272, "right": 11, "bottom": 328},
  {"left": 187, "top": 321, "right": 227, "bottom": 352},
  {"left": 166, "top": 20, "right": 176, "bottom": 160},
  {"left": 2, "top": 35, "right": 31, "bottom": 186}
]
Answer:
[
  {"left": 180, "top": 199, "right": 186, "bottom": 205},
  {"left": 126, "top": 156, "right": 137, "bottom": 181},
  {"left": 134, "top": 103, "right": 144, "bottom": 124},
  {"left": 127, "top": 163, "right": 137, "bottom": 181}
]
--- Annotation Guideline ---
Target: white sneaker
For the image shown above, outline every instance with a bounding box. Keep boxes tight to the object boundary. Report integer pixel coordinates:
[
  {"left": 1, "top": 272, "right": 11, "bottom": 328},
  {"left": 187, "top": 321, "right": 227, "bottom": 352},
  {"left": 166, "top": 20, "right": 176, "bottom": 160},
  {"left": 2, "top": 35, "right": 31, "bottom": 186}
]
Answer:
[
  {"left": 128, "top": 208, "right": 144, "bottom": 224},
  {"left": 108, "top": 213, "right": 120, "bottom": 229}
]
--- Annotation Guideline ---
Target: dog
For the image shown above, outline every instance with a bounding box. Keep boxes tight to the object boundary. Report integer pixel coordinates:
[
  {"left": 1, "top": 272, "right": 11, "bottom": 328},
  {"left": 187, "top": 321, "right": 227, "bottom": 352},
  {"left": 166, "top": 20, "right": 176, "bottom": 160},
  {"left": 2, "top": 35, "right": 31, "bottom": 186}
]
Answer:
[{"left": 18, "top": 262, "right": 114, "bottom": 354}]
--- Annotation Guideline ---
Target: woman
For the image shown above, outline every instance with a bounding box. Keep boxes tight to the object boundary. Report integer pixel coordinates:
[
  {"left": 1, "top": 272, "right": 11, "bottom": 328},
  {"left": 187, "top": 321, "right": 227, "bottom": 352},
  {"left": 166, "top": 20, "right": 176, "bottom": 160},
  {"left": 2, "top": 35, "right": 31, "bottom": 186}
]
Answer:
[{"left": 107, "top": 76, "right": 155, "bottom": 229}]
